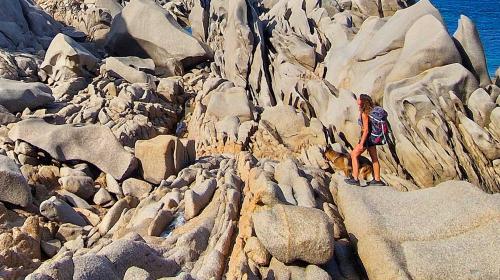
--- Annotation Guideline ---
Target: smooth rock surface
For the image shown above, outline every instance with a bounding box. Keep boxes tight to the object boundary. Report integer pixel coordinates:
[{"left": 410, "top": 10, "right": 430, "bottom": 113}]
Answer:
[
  {"left": 0, "top": 78, "right": 54, "bottom": 113},
  {"left": 41, "top": 33, "right": 99, "bottom": 82},
  {"left": 253, "top": 204, "right": 334, "bottom": 264},
  {"left": 40, "top": 196, "right": 88, "bottom": 226},
  {"left": 9, "top": 119, "right": 137, "bottom": 180},
  {"left": 0, "top": 154, "right": 32, "bottom": 206},
  {"left": 135, "top": 135, "right": 189, "bottom": 184},
  {"left": 106, "top": 0, "right": 209, "bottom": 68},
  {"left": 336, "top": 180, "right": 500, "bottom": 280}
]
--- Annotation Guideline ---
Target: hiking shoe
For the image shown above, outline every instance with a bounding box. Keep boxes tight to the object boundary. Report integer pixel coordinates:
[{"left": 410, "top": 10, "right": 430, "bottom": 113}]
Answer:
[
  {"left": 368, "top": 180, "right": 386, "bottom": 186},
  {"left": 344, "top": 177, "right": 360, "bottom": 186}
]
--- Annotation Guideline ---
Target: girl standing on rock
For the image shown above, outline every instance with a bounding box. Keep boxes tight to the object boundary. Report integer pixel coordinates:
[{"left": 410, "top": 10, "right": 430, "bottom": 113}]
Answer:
[{"left": 345, "top": 94, "right": 387, "bottom": 186}]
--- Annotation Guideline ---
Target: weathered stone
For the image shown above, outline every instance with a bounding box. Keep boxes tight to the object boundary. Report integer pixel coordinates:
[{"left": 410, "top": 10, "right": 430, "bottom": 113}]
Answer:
[
  {"left": 124, "top": 266, "right": 153, "bottom": 280},
  {"left": 97, "top": 239, "right": 179, "bottom": 278},
  {"left": 189, "top": 0, "right": 209, "bottom": 42},
  {"left": 337, "top": 180, "right": 500, "bottom": 280},
  {"left": 0, "top": 78, "right": 54, "bottom": 113},
  {"left": 222, "top": 0, "right": 254, "bottom": 88},
  {"left": 0, "top": 0, "right": 61, "bottom": 50},
  {"left": 106, "top": 0, "right": 209, "bottom": 68},
  {"left": 57, "top": 189, "right": 92, "bottom": 210},
  {"left": 98, "top": 196, "right": 136, "bottom": 235},
  {"left": 386, "top": 15, "right": 461, "bottom": 83},
  {"left": 467, "top": 88, "right": 496, "bottom": 127},
  {"left": 105, "top": 173, "right": 122, "bottom": 195},
  {"left": 9, "top": 119, "right": 137, "bottom": 180},
  {"left": 59, "top": 167, "right": 88, "bottom": 178},
  {"left": 0, "top": 154, "right": 32, "bottom": 206},
  {"left": 244, "top": 236, "right": 271, "bottom": 266},
  {"left": 454, "top": 15, "right": 492, "bottom": 87},
  {"left": 253, "top": 204, "right": 334, "bottom": 264},
  {"left": 40, "top": 196, "right": 87, "bottom": 226},
  {"left": 147, "top": 209, "right": 173, "bottom": 237},
  {"left": 352, "top": 0, "right": 414, "bottom": 17},
  {"left": 274, "top": 159, "right": 316, "bottom": 208},
  {"left": 41, "top": 239, "right": 61, "bottom": 258},
  {"left": 0, "top": 104, "right": 18, "bottom": 125},
  {"left": 135, "top": 135, "right": 189, "bottom": 184},
  {"left": 157, "top": 77, "right": 182, "bottom": 103},
  {"left": 93, "top": 187, "right": 113, "bottom": 205},
  {"left": 184, "top": 178, "right": 217, "bottom": 220},
  {"left": 41, "top": 33, "right": 99, "bottom": 82},
  {"left": 122, "top": 178, "right": 152, "bottom": 198},
  {"left": 206, "top": 87, "right": 253, "bottom": 122},
  {"left": 260, "top": 105, "right": 326, "bottom": 152},
  {"left": 73, "top": 254, "right": 120, "bottom": 280},
  {"left": 59, "top": 176, "right": 96, "bottom": 200},
  {"left": 104, "top": 56, "right": 154, "bottom": 84},
  {"left": 95, "top": 0, "right": 123, "bottom": 18}
]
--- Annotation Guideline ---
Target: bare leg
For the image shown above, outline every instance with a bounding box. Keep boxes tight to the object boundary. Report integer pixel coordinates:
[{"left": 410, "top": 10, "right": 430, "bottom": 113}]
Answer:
[
  {"left": 367, "top": 146, "right": 381, "bottom": 181},
  {"left": 350, "top": 146, "right": 364, "bottom": 180}
]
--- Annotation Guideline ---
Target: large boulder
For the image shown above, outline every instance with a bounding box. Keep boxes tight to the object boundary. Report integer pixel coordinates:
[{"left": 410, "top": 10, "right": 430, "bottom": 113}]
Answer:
[
  {"left": 39, "top": 196, "right": 88, "bottom": 226},
  {"left": 95, "top": 0, "right": 123, "bottom": 18},
  {"left": 103, "top": 56, "right": 155, "bottom": 84},
  {"left": 260, "top": 105, "right": 326, "bottom": 152},
  {"left": 73, "top": 254, "right": 120, "bottom": 280},
  {"left": 106, "top": 0, "right": 209, "bottom": 69},
  {"left": 41, "top": 33, "right": 99, "bottom": 83},
  {"left": 97, "top": 239, "right": 179, "bottom": 278},
  {"left": 206, "top": 86, "right": 254, "bottom": 122},
  {"left": 0, "top": 78, "right": 54, "bottom": 113},
  {"left": 184, "top": 178, "right": 217, "bottom": 220},
  {"left": 386, "top": 15, "right": 462, "bottom": 83},
  {"left": 9, "top": 119, "right": 137, "bottom": 180},
  {"left": 222, "top": 0, "right": 254, "bottom": 87},
  {"left": 59, "top": 176, "right": 96, "bottom": 200},
  {"left": 467, "top": 88, "right": 496, "bottom": 127},
  {"left": 252, "top": 204, "right": 334, "bottom": 264},
  {"left": 454, "top": 15, "right": 492, "bottom": 87},
  {"left": 0, "top": 154, "right": 32, "bottom": 207},
  {"left": 324, "top": 0, "right": 444, "bottom": 101},
  {"left": 336, "top": 180, "right": 500, "bottom": 280},
  {"left": 382, "top": 63, "right": 500, "bottom": 192},
  {"left": 189, "top": 0, "right": 209, "bottom": 42},
  {"left": 135, "top": 135, "right": 190, "bottom": 184},
  {"left": 0, "top": 0, "right": 61, "bottom": 50},
  {"left": 0, "top": 104, "right": 18, "bottom": 125}
]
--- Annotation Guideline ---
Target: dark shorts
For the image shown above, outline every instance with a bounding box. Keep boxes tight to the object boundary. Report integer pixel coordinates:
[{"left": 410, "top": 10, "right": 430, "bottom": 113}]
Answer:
[{"left": 362, "top": 138, "right": 376, "bottom": 148}]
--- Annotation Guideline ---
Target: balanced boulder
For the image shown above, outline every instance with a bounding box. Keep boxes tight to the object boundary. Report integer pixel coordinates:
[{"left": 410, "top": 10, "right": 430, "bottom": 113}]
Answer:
[
  {"left": 252, "top": 204, "right": 334, "bottom": 264},
  {"left": 0, "top": 155, "right": 32, "bottom": 207},
  {"left": 106, "top": 0, "right": 209, "bottom": 69},
  {"left": 8, "top": 119, "right": 137, "bottom": 180},
  {"left": 0, "top": 78, "right": 54, "bottom": 113}
]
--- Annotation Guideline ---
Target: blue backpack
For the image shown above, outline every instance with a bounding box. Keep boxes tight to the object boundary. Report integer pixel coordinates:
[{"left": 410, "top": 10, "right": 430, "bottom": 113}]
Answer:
[{"left": 369, "top": 106, "right": 389, "bottom": 145}]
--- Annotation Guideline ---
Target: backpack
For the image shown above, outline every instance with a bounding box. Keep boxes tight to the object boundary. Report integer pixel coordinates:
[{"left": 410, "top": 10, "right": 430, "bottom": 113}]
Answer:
[{"left": 369, "top": 106, "right": 389, "bottom": 145}]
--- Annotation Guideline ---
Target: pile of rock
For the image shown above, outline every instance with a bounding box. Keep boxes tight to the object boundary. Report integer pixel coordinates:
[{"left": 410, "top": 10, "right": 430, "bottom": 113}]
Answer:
[{"left": 0, "top": 0, "right": 499, "bottom": 279}]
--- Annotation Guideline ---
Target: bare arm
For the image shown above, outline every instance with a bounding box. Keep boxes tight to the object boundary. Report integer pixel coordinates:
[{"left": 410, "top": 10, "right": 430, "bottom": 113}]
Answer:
[{"left": 359, "top": 112, "right": 369, "bottom": 146}]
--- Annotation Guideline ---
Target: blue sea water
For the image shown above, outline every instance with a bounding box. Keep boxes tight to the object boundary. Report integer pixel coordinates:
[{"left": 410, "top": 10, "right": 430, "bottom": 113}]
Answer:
[{"left": 430, "top": 0, "right": 500, "bottom": 76}]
